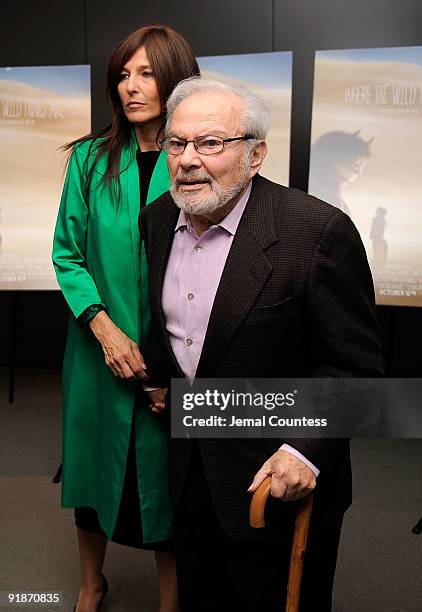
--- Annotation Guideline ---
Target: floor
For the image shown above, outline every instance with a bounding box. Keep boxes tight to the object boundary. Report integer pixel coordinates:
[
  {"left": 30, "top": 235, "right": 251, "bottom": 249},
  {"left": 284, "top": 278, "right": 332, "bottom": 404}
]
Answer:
[{"left": 0, "top": 367, "right": 421, "bottom": 611}]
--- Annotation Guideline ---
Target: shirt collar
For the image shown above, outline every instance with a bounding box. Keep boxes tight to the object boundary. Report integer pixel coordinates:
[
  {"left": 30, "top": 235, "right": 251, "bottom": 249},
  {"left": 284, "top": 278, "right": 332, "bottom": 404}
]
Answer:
[{"left": 174, "top": 180, "right": 252, "bottom": 236}]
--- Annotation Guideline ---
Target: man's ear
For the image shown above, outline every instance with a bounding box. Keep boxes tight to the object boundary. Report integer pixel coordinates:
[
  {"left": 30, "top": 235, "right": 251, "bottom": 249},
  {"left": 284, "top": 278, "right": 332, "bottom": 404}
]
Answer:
[{"left": 249, "top": 141, "right": 268, "bottom": 177}]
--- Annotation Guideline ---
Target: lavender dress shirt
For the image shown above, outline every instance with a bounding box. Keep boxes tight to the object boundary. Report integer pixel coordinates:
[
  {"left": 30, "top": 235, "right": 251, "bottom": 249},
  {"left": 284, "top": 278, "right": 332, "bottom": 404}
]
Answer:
[{"left": 159, "top": 182, "right": 319, "bottom": 476}]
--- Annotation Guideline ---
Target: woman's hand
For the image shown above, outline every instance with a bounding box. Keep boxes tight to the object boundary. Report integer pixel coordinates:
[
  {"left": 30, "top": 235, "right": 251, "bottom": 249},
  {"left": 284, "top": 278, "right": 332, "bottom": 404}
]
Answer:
[
  {"left": 146, "top": 388, "right": 168, "bottom": 414},
  {"left": 89, "top": 310, "right": 148, "bottom": 381}
]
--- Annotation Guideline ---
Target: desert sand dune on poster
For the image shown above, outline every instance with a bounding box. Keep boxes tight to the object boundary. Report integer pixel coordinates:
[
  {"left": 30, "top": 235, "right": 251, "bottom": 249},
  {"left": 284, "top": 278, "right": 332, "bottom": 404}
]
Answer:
[
  {"left": 0, "top": 67, "right": 90, "bottom": 290},
  {"left": 198, "top": 52, "right": 292, "bottom": 186},
  {"left": 200, "top": 69, "right": 291, "bottom": 185}
]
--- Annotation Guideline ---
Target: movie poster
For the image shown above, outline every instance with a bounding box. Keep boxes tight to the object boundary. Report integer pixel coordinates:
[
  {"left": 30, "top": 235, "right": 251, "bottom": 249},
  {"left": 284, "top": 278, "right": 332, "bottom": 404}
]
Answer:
[
  {"left": 309, "top": 47, "right": 422, "bottom": 306},
  {"left": 198, "top": 52, "right": 292, "bottom": 186},
  {"left": 0, "top": 65, "right": 90, "bottom": 290}
]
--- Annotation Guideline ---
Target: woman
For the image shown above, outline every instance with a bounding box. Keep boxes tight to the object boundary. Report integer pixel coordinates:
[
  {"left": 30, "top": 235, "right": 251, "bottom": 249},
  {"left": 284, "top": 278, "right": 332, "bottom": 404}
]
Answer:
[{"left": 52, "top": 25, "right": 199, "bottom": 612}]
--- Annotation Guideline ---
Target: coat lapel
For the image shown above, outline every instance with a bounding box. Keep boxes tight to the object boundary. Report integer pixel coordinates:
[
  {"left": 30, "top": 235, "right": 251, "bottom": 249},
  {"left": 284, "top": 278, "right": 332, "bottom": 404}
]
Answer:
[
  {"left": 124, "top": 133, "right": 170, "bottom": 284},
  {"left": 146, "top": 150, "right": 170, "bottom": 204},
  {"left": 124, "top": 130, "right": 141, "bottom": 281},
  {"left": 196, "top": 176, "right": 277, "bottom": 377}
]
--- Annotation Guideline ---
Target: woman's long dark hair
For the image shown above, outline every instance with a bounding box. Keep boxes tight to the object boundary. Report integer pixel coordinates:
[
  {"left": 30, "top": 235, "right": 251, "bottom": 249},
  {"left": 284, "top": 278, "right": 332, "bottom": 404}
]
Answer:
[{"left": 64, "top": 24, "right": 200, "bottom": 200}]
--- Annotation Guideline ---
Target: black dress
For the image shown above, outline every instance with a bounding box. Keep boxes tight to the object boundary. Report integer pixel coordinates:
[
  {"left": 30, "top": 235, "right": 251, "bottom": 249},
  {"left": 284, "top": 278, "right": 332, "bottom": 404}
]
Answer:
[{"left": 75, "top": 150, "right": 172, "bottom": 551}]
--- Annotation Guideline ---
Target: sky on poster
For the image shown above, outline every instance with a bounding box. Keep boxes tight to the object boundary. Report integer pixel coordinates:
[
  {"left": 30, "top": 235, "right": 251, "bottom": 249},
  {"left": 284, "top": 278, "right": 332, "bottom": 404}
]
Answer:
[
  {"left": 198, "top": 52, "right": 292, "bottom": 88},
  {"left": 316, "top": 46, "right": 422, "bottom": 66},
  {"left": 0, "top": 65, "right": 90, "bottom": 97}
]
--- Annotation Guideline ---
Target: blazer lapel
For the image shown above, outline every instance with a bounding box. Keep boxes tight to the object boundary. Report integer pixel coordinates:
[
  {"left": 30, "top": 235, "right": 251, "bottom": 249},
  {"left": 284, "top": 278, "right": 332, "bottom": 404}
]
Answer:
[
  {"left": 196, "top": 176, "right": 277, "bottom": 377},
  {"left": 152, "top": 199, "right": 186, "bottom": 377}
]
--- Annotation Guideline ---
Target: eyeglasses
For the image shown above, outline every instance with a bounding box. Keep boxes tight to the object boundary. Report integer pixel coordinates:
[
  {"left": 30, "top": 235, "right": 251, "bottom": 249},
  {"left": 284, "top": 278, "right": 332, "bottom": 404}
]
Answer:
[{"left": 159, "top": 135, "right": 255, "bottom": 156}]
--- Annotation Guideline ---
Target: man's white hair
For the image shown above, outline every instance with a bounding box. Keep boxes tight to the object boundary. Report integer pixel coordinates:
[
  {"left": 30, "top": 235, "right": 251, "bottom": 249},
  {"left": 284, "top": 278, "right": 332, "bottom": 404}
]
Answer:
[{"left": 165, "top": 76, "right": 269, "bottom": 140}]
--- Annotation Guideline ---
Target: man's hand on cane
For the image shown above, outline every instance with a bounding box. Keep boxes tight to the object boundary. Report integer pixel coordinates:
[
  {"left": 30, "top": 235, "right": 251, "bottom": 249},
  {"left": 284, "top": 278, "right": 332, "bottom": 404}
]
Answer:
[{"left": 248, "top": 450, "right": 316, "bottom": 502}]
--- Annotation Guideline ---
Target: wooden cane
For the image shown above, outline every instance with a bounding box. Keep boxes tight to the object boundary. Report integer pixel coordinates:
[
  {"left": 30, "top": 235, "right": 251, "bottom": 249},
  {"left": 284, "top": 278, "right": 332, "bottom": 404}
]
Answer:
[{"left": 250, "top": 476, "right": 313, "bottom": 612}]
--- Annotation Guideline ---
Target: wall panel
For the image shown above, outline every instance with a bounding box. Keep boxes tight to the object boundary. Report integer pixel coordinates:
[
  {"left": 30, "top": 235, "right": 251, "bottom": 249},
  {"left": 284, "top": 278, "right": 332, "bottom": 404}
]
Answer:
[
  {"left": 85, "top": 0, "right": 273, "bottom": 130},
  {"left": 0, "top": 1, "right": 86, "bottom": 66},
  {"left": 273, "top": 0, "right": 422, "bottom": 374},
  {"left": 0, "top": 0, "right": 86, "bottom": 367}
]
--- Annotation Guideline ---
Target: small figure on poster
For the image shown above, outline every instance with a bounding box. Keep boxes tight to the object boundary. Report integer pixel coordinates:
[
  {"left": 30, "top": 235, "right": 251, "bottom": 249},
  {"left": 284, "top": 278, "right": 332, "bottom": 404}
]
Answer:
[{"left": 370, "top": 206, "right": 388, "bottom": 266}]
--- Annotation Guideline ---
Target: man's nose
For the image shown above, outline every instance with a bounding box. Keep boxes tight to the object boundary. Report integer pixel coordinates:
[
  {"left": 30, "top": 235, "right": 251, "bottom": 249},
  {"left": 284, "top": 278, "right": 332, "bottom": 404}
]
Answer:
[{"left": 179, "top": 141, "right": 202, "bottom": 169}]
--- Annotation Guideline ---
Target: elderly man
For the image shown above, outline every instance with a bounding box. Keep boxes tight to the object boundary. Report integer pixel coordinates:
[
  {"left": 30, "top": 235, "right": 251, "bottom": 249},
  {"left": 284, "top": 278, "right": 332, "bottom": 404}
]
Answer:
[{"left": 140, "top": 77, "right": 383, "bottom": 612}]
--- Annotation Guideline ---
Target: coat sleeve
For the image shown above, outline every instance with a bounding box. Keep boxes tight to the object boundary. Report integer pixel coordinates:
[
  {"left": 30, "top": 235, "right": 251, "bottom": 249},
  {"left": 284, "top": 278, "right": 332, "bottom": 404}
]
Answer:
[
  {"left": 52, "top": 144, "right": 105, "bottom": 319},
  {"left": 282, "top": 210, "right": 384, "bottom": 470}
]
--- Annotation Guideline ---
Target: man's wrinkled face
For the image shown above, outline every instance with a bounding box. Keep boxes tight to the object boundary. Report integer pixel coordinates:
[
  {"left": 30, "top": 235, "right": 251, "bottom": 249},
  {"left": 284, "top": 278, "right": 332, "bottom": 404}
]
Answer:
[{"left": 167, "top": 92, "right": 254, "bottom": 215}]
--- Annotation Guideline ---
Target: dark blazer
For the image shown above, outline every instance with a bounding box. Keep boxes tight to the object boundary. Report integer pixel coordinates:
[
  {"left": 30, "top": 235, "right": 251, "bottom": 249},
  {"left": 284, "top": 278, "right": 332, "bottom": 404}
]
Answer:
[{"left": 139, "top": 174, "right": 384, "bottom": 540}]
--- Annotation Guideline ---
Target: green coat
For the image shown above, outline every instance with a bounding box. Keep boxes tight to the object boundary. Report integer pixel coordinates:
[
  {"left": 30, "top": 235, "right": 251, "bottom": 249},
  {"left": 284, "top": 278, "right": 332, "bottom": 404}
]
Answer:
[{"left": 52, "top": 131, "right": 172, "bottom": 543}]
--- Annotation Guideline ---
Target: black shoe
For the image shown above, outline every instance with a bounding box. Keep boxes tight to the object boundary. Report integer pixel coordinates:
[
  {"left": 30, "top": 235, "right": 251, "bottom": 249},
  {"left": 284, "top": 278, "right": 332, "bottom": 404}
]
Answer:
[{"left": 73, "top": 574, "right": 108, "bottom": 612}]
